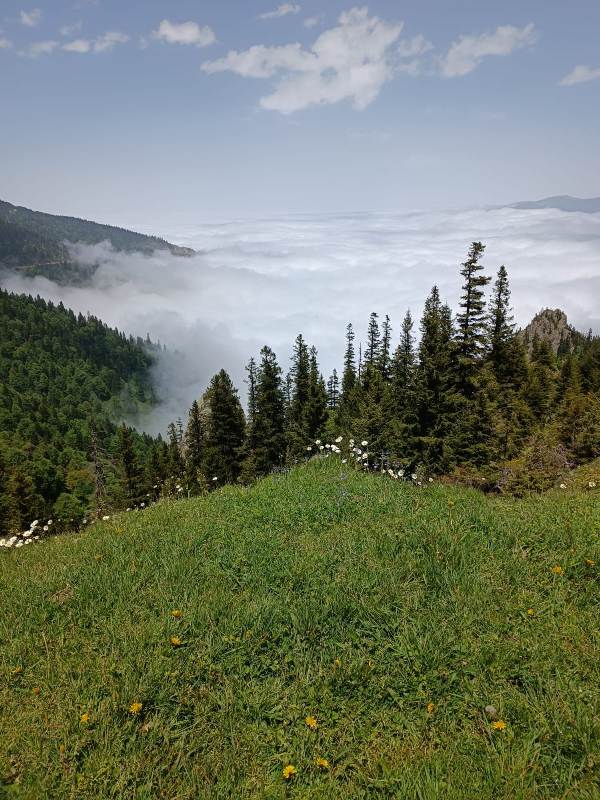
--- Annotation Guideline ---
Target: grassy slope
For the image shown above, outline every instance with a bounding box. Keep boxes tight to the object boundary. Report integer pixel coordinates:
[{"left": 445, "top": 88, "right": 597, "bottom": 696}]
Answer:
[{"left": 1, "top": 460, "right": 599, "bottom": 800}]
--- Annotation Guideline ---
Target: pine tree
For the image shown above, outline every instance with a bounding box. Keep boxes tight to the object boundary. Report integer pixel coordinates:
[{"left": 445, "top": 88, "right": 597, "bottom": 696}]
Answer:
[
  {"left": 245, "top": 357, "right": 258, "bottom": 430},
  {"left": 304, "top": 346, "right": 328, "bottom": 441},
  {"left": 250, "top": 346, "right": 286, "bottom": 475},
  {"left": 327, "top": 369, "right": 340, "bottom": 410},
  {"left": 379, "top": 315, "right": 392, "bottom": 381},
  {"left": 167, "top": 422, "right": 184, "bottom": 479},
  {"left": 341, "top": 323, "right": 356, "bottom": 400},
  {"left": 389, "top": 310, "right": 419, "bottom": 457},
  {"left": 456, "top": 242, "right": 491, "bottom": 391},
  {"left": 202, "top": 370, "right": 246, "bottom": 485},
  {"left": 288, "top": 334, "right": 311, "bottom": 453},
  {"left": 117, "top": 425, "right": 144, "bottom": 506},
  {"left": 185, "top": 400, "right": 206, "bottom": 492},
  {"left": 364, "top": 312, "right": 381, "bottom": 373},
  {"left": 414, "top": 288, "right": 456, "bottom": 470}
]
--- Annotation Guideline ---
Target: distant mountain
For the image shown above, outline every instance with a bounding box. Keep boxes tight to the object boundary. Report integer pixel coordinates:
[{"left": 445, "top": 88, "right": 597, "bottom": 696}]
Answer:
[
  {"left": 0, "top": 199, "right": 195, "bottom": 284},
  {"left": 508, "top": 195, "right": 600, "bottom": 213}
]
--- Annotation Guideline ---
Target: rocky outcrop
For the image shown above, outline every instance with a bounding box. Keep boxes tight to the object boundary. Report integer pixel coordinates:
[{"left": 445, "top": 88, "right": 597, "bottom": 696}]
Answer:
[{"left": 521, "top": 309, "right": 576, "bottom": 355}]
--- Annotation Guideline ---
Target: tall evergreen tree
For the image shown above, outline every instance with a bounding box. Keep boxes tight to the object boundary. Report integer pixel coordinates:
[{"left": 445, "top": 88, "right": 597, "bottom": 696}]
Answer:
[
  {"left": 389, "top": 310, "right": 419, "bottom": 457},
  {"left": 327, "top": 369, "right": 340, "bottom": 410},
  {"left": 304, "top": 346, "right": 328, "bottom": 441},
  {"left": 0, "top": 451, "right": 11, "bottom": 536},
  {"left": 251, "top": 346, "right": 286, "bottom": 475},
  {"left": 166, "top": 422, "right": 185, "bottom": 479},
  {"left": 202, "top": 370, "right": 246, "bottom": 485},
  {"left": 456, "top": 242, "right": 491, "bottom": 391},
  {"left": 341, "top": 323, "right": 356, "bottom": 400},
  {"left": 414, "top": 288, "right": 456, "bottom": 470},
  {"left": 185, "top": 400, "right": 206, "bottom": 491},
  {"left": 364, "top": 312, "right": 381, "bottom": 372},
  {"left": 117, "top": 424, "right": 144, "bottom": 505},
  {"left": 288, "top": 334, "right": 311, "bottom": 453},
  {"left": 379, "top": 315, "right": 392, "bottom": 381},
  {"left": 245, "top": 357, "right": 258, "bottom": 430}
]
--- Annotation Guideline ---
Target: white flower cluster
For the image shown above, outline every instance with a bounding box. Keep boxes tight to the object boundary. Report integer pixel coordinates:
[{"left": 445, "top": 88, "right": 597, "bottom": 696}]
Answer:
[
  {"left": 0, "top": 518, "right": 49, "bottom": 549},
  {"left": 588, "top": 481, "right": 596, "bottom": 489}
]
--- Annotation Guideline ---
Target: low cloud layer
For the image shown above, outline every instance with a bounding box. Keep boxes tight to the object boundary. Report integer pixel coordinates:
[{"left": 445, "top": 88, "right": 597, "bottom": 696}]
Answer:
[{"left": 2, "top": 206, "right": 599, "bottom": 434}]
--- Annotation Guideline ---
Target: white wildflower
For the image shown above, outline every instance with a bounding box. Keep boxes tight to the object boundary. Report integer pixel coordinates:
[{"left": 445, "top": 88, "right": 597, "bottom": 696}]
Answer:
[
  {"left": 140, "top": 502, "right": 145, "bottom": 508},
  {"left": 428, "top": 477, "right": 434, "bottom": 483},
  {"left": 361, "top": 440, "right": 368, "bottom": 447},
  {"left": 342, "top": 459, "right": 347, "bottom": 464},
  {"left": 559, "top": 483, "right": 567, "bottom": 489},
  {"left": 102, "top": 515, "right": 110, "bottom": 521},
  {"left": 15, "top": 541, "right": 23, "bottom": 548},
  {"left": 588, "top": 481, "right": 596, "bottom": 488},
  {"left": 335, "top": 436, "right": 343, "bottom": 443},
  {"left": 315, "top": 439, "right": 321, "bottom": 445},
  {"left": 361, "top": 453, "right": 368, "bottom": 460},
  {"left": 212, "top": 477, "right": 218, "bottom": 481},
  {"left": 43, "top": 525, "right": 49, "bottom": 532},
  {"left": 306, "top": 446, "right": 312, "bottom": 451}
]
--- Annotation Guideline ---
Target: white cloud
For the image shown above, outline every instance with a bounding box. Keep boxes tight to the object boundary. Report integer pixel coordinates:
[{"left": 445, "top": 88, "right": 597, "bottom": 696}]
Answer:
[
  {"left": 61, "top": 31, "right": 129, "bottom": 54},
  {"left": 304, "top": 15, "right": 322, "bottom": 29},
  {"left": 60, "top": 22, "right": 83, "bottom": 37},
  {"left": 560, "top": 64, "right": 600, "bottom": 86},
  {"left": 3, "top": 207, "right": 599, "bottom": 433},
  {"left": 93, "top": 31, "right": 129, "bottom": 53},
  {"left": 20, "top": 8, "right": 42, "bottom": 27},
  {"left": 440, "top": 23, "right": 536, "bottom": 78},
  {"left": 63, "top": 38, "right": 91, "bottom": 53},
  {"left": 202, "top": 7, "right": 403, "bottom": 113},
  {"left": 21, "top": 40, "right": 58, "bottom": 57},
  {"left": 153, "top": 20, "right": 216, "bottom": 47},
  {"left": 259, "top": 4, "right": 301, "bottom": 20},
  {"left": 397, "top": 34, "right": 433, "bottom": 59},
  {"left": 0, "top": 37, "right": 12, "bottom": 49}
]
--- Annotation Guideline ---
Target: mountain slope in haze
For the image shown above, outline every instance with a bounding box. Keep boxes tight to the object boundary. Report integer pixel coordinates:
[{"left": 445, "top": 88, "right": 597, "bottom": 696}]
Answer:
[
  {"left": 0, "top": 199, "right": 195, "bottom": 283},
  {"left": 508, "top": 195, "right": 600, "bottom": 213}
]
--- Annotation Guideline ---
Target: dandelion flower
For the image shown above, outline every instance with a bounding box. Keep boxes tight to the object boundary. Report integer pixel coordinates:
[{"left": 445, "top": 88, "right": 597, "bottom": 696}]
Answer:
[
  {"left": 315, "top": 757, "right": 329, "bottom": 769},
  {"left": 129, "top": 701, "right": 143, "bottom": 715},
  {"left": 169, "top": 636, "right": 182, "bottom": 647},
  {"left": 171, "top": 609, "right": 182, "bottom": 618},
  {"left": 527, "top": 608, "right": 535, "bottom": 616},
  {"left": 551, "top": 565, "right": 564, "bottom": 575},
  {"left": 80, "top": 712, "right": 90, "bottom": 724},
  {"left": 427, "top": 702, "right": 435, "bottom": 714},
  {"left": 305, "top": 715, "right": 318, "bottom": 730},
  {"left": 585, "top": 558, "right": 595, "bottom": 566},
  {"left": 282, "top": 765, "right": 297, "bottom": 780},
  {"left": 491, "top": 720, "right": 507, "bottom": 731},
  {"left": 334, "top": 657, "right": 341, "bottom": 668}
]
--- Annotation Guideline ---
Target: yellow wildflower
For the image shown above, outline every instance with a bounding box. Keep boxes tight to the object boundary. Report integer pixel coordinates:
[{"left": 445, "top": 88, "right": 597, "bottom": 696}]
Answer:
[
  {"left": 315, "top": 757, "right": 329, "bottom": 769},
  {"left": 305, "top": 715, "right": 318, "bottom": 729},
  {"left": 171, "top": 609, "right": 182, "bottom": 618},
  {"left": 282, "top": 765, "right": 297, "bottom": 780},
  {"left": 491, "top": 720, "right": 507, "bottom": 731},
  {"left": 80, "top": 713, "right": 90, "bottom": 724},
  {"left": 170, "top": 636, "right": 182, "bottom": 647},
  {"left": 129, "top": 701, "right": 143, "bottom": 715},
  {"left": 551, "top": 565, "right": 564, "bottom": 575},
  {"left": 427, "top": 702, "right": 435, "bottom": 714},
  {"left": 527, "top": 608, "right": 535, "bottom": 616},
  {"left": 585, "top": 559, "right": 595, "bottom": 566},
  {"left": 11, "top": 666, "right": 22, "bottom": 676},
  {"left": 334, "top": 658, "right": 341, "bottom": 668}
]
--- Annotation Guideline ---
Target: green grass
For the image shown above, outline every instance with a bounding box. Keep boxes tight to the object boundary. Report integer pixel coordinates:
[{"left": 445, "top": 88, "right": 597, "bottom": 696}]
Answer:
[{"left": 1, "top": 459, "right": 599, "bottom": 799}]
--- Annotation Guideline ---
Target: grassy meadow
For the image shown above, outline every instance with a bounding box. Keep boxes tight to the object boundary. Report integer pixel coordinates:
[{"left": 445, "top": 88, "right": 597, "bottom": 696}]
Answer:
[{"left": 1, "top": 458, "right": 599, "bottom": 799}]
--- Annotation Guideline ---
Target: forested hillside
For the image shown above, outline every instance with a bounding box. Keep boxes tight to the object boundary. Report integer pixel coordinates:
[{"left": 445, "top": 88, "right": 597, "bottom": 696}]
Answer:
[
  {"left": 0, "top": 291, "right": 162, "bottom": 532},
  {"left": 0, "top": 199, "right": 194, "bottom": 283}
]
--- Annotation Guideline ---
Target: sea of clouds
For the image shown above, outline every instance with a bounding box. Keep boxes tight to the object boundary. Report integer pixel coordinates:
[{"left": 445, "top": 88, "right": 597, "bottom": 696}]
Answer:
[{"left": 3, "top": 206, "right": 599, "bottom": 434}]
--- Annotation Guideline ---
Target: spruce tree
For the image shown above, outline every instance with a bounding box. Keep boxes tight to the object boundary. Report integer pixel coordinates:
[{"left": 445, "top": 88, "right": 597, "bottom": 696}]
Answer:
[
  {"left": 414, "top": 288, "right": 456, "bottom": 470},
  {"left": 251, "top": 346, "right": 286, "bottom": 475},
  {"left": 379, "top": 315, "right": 392, "bottom": 381},
  {"left": 327, "top": 369, "right": 340, "bottom": 410},
  {"left": 341, "top": 323, "right": 356, "bottom": 400},
  {"left": 389, "top": 310, "right": 419, "bottom": 457},
  {"left": 288, "top": 334, "right": 311, "bottom": 453},
  {"left": 117, "top": 425, "right": 144, "bottom": 506},
  {"left": 304, "top": 346, "right": 328, "bottom": 441},
  {"left": 185, "top": 400, "right": 206, "bottom": 492},
  {"left": 167, "top": 422, "right": 185, "bottom": 479},
  {"left": 0, "top": 451, "right": 11, "bottom": 536},
  {"left": 364, "top": 312, "right": 381, "bottom": 373},
  {"left": 245, "top": 357, "right": 258, "bottom": 430},
  {"left": 202, "top": 370, "right": 246, "bottom": 485},
  {"left": 456, "top": 242, "right": 491, "bottom": 391}
]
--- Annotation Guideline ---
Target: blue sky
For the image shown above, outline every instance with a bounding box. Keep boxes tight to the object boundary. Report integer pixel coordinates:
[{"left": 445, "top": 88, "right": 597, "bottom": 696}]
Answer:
[{"left": 2, "top": 0, "right": 599, "bottom": 222}]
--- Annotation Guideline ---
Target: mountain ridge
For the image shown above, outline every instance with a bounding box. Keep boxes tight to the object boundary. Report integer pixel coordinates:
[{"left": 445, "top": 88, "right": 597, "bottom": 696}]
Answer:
[{"left": 507, "top": 195, "right": 600, "bottom": 213}]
